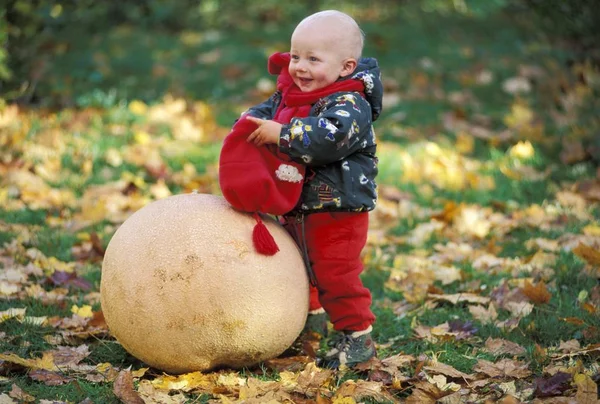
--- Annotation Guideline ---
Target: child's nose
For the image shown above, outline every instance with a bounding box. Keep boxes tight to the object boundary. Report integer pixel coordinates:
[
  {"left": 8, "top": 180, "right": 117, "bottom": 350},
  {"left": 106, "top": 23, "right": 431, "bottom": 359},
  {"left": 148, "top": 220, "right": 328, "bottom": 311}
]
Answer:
[{"left": 296, "top": 60, "right": 308, "bottom": 71}]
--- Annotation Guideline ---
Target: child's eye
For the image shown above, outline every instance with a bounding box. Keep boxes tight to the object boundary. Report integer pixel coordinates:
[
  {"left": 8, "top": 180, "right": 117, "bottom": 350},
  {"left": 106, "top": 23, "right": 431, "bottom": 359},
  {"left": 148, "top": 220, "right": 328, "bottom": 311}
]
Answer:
[
  {"left": 309, "top": 56, "right": 319, "bottom": 62},
  {"left": 291, "top": 54, "right": 299, "bottom": 60}
]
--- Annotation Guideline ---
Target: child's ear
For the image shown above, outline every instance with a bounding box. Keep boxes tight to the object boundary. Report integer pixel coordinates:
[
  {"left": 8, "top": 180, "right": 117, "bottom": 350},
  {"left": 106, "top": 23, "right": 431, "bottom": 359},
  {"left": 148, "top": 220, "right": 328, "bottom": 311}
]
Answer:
[{"left": 340, "top": 58, "right": 357, "bottom": 78}]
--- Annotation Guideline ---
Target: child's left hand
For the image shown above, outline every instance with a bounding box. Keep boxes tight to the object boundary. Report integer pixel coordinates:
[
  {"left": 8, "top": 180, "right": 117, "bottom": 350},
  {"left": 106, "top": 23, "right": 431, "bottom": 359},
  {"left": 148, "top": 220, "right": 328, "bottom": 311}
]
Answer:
[{"left": 246, "top": 116, "right": 282, "bottom": 147}]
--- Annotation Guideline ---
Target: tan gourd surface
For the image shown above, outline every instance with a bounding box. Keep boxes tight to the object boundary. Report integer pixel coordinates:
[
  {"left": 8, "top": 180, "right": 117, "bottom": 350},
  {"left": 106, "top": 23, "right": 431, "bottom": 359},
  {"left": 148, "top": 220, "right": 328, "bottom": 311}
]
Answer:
[{"left": 100, "top": 193, "right": 309, "bottom": 373}]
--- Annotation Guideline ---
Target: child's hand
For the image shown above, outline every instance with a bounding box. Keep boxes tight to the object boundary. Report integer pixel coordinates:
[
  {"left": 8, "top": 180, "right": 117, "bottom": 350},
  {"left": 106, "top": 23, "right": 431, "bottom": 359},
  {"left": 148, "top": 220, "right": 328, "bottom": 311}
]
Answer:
[{"left": 246, "top": 116, "right": 282, "bottom": 147}]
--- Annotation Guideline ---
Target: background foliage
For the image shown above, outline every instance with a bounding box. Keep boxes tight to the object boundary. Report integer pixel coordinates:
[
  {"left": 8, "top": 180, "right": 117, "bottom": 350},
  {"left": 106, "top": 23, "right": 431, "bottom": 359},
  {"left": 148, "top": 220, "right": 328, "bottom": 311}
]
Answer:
[
  {"left": 1, "top": 1, "right": 600, "bottom": 403},
  {"left": 2, "top": 0, "right": 599, "bottom": 106}
]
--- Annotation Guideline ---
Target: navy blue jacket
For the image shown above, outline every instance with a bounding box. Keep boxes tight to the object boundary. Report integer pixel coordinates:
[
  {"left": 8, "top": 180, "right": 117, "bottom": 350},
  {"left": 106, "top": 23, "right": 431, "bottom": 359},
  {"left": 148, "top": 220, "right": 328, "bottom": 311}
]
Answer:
[{"left": 247, "top": 57, "right": 383, "bottom": 214}]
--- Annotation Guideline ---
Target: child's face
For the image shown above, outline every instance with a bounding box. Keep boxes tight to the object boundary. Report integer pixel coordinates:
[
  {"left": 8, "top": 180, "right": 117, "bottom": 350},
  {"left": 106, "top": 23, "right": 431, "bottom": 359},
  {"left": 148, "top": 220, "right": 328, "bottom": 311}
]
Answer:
[{"left": 288, "top": 25, "right": 355, "bottom": 92}]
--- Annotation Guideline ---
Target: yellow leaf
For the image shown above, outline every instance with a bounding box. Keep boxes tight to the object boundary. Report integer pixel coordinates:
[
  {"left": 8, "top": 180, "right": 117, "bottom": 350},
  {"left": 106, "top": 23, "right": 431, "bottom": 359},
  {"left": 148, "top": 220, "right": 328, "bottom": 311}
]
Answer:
[
  {"left": 105, "top": 148, "right": 123, "bottom": 167},
  {"left": 129, "top": 100, "right": 148, "bottom": 115},
  {"left": 583, "top": 224, "right": 600, "bottom": 236},
  {"left": 455, "top": 132, "right": 474, "bottom": 154},
  {"left": 504, "top": 102, "right": 533, "bottom": 129},
  {"left": 50, "top": 4, "right": 63, "bottom": 18},
  {"left": 0, "top": 352, "right": 58, "bottom": 371},
  {"left": 71, "top": 304, "right": 94, "bottom": 318},
  {"left": 509, "top": 140, "right": 535, "bottom": 159},
  {"left": 0, "top": 282, "right": 19, "bottom": 296},
  {"left": 134, "top": 131, "right": 152, "bottom": 145},
  {"left": 152, "top": 371, "right": 213, "bottom": 392},
  {"left": 150, "top": 179, "right": 172, "bottom": 200},
  {"left": 0, "top": 307, "right": 26, "bottom": 323},
  {"left": 332, "top": 397, "right": 357, "bottom": 404}
]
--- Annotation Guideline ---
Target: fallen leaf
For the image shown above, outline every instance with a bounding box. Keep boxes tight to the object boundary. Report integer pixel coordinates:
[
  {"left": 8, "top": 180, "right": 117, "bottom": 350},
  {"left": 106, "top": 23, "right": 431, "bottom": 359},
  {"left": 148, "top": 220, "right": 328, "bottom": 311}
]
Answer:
[
  {"left": 264, "top": 356, "right": 313, "bottom": 372},
  {"left": 523, "top": 280, "right": 552, "bottom": 304},
  {"left": 469, "top": 304, "right": 498, "bottom": 324},
  {"left": 137, "top": 380, "right": 187, "bottom": 404},
  {"left": 428, "top": 293, "right": 490, "bottom": 305},
  {"left": 70, "top": 304, "right": 94, "bottom": 318},
  {"left": 8, "top": 384, "right": 35, "bottom": 402},
  {"left": 0, "top": 393, "right": 16, "bottom": 404},
  {"left": 425, "top": 374, "right": 461, "bottom": 392},
  {"left": 533, "top": 372, "right": 572, "bottom": 398},
  {"left": 483, "top": 338, "right": 527, "bottom": 357},
  {"left": 29, "top": 369, "right": 74, "bottom": 386},
  {"left": 503, "top": 77, "right": 531, "bottom": 94},
  {"left": 0, "top": 352, "right": 58, "bottom": 371},
  {"left": 558, "top": 340, "right": 581, "bottom": 354},
  {"left": 0, "top": 308, "right": 27, "bottom": 323},
  {"left": 574, "top": 373, "right": 598, "bottom": 404},
  {"left": 423, "top": 361, "right": 475, "bottom": 380},
  {"left": 559, "top": 140, "right": 587, "bottom": 164},
  {"left": 334, "top": 379, "right": 396, "bottom": 402},
  {"left": 573, "top": 243, "right": 600, "bottom": 266},
  {"left": 113, "top": 370, "right": 144, "bottom": 404},
  {"left": 473, "top": 358, "right": 531, "bottom": 378},
  {"left": 405, "top": 382, "right": 439, "bottom": 404}
]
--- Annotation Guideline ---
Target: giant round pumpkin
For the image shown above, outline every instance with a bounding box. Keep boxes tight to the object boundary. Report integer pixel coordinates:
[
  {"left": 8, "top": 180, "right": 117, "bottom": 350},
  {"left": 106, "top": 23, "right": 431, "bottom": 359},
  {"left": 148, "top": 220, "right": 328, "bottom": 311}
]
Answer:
[{"left": 100, "top": 193, "right": 309, "bottom": 373}]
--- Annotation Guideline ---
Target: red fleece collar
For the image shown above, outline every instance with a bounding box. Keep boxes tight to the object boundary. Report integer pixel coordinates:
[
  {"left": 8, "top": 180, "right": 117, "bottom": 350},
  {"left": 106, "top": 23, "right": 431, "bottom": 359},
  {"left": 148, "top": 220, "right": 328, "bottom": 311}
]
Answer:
[{"left": 268, "top": 52, "right": 364, "bottom": 107}]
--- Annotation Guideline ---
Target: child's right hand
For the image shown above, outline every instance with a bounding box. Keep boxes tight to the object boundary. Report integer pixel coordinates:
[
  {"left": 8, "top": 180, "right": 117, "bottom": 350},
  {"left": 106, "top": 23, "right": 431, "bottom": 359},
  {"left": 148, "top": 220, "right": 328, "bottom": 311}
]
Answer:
[{"left": 246, "top": 116, "right": 282, "bottom": 147}]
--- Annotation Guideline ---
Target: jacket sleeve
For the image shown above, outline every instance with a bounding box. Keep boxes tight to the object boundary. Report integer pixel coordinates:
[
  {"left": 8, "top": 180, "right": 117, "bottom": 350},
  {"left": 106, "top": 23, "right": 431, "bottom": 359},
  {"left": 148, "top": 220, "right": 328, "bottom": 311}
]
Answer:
[
  {"left": 244, "top": 91, "right": 280, "bottom": 120},
  {"left": 278, "top": 92, "right": 372, "bottom": 166}
]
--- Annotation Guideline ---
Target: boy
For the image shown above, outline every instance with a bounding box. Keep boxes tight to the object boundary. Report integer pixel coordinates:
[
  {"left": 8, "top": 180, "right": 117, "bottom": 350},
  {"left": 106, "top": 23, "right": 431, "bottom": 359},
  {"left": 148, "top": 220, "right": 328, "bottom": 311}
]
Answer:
[{"left": 224, "top": 10, "right": 383, "bottom": 368}]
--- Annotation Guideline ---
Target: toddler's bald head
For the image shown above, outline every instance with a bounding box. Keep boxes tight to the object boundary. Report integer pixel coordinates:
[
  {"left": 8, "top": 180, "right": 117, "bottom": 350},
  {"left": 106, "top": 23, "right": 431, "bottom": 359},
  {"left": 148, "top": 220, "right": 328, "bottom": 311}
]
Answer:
[{"left": 292, "top": 10, "right": 364, "bottom": 60}]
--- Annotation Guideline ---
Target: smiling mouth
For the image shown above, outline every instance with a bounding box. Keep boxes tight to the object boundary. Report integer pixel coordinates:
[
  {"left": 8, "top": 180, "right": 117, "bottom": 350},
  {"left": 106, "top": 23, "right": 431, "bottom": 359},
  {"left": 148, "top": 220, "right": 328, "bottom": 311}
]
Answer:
[{"left": 298, "top": 78, "right": 313, "bottom": 83}]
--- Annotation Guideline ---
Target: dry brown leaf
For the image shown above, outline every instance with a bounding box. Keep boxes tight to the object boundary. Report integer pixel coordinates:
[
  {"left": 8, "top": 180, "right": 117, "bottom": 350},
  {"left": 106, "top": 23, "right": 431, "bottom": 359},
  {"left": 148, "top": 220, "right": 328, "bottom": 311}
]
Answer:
[
  {"left": 238, "top": 378, "right": 291, "bottom": 403},
  {"left": 29, "top": 369, "right": 74, "bottom": 386},
  {"left": 469, "top": 304, "right": 498, "bottom": 324},
  {"left": 279, "top": 362, "right": 333, "bottom": 398},
  {"left": 498, "top": 395, "right": 521, "bottom": 404},
  {"left": 531, "top": 398, "right": 578, "bottom": 404},
  {"left": 424, "top": 361, "right": 475, "bottom": 380},
  {"left": 558, "top": 340, "right": 581, "bottom": 353},
  {"left": 113, "top": 370, "right": 144, "bottom": 404},
  {"left": 406, "top": 381, "right": 441, "bottom": 404},
  {"left": 473, "top": 359, "right": 531, "bottom": 379},
  {"left": 264, "top": 356, "right": 313, "bottom": 372},
  {"left": 551, "top": 343, "right": 600, "bottom": 360},
  {"left": 429, "top": 292, "right": 490, "bottom": 305},
  {"left": 573, "top": 243, "right": 600, "bottom": 267},
  {"left": 8, "top": 384, "right": 35, "bottom": 402},
  {"left": 334, "top": 379, "right": 396, "bottom": 402},
  {"left": 437, "top": 391, "right": 465, "bottom": 404},
  {"left": 381, "top": 354, "right": 416, "bottom": 369},
  {"left": 137, "top": 380, "right": 187, "bottom": 404},
  {"left": 483, "top": 338, "right": 527, "bottom": 357},
  {"left": 574, "top": 373, "right": 598, "bottom": 404},
  {"left": 523, "top": 280, "right": 552, "bottom": 304},
  {"left": 559, "top": 140, "right": 587, "bottom": 164}
]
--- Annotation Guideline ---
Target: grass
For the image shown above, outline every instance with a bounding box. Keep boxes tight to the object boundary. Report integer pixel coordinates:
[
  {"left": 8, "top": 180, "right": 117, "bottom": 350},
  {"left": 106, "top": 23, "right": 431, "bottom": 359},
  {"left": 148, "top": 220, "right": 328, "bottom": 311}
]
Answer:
[{"left": 2, "top": 2, "right": 600, "bottom": 402}]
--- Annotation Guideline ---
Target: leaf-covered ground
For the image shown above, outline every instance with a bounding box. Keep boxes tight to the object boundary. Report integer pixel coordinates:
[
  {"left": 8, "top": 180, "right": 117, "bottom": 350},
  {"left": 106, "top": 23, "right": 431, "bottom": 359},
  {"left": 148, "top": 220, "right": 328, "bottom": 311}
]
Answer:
[{"left": 1, "top": 4, "right": 600, "bottom": 404}]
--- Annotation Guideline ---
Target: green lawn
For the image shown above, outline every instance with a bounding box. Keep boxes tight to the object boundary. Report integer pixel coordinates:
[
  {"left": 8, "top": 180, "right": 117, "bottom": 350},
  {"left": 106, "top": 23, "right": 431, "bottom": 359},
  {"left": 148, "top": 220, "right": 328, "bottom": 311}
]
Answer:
[{"left": 1, "top": 2, "right": 599, "bottom": 403}]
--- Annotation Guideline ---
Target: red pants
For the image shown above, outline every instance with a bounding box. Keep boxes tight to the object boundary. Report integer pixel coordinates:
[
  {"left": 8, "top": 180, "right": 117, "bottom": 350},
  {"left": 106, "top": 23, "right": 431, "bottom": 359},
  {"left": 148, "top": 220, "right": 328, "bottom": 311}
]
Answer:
[{"left": 283, "top": 211, "right": 375, "bottom": 331}]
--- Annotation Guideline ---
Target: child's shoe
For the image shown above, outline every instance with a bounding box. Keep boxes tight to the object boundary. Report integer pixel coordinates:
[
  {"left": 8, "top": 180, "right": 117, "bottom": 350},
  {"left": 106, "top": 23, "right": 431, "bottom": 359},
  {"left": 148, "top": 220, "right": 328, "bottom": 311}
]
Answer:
[
  {"left": 322, "top": 326, "right": 376, "bottom": 368},
  {"left": 302, "top": 309, "right": 329, "bottom": 338}
]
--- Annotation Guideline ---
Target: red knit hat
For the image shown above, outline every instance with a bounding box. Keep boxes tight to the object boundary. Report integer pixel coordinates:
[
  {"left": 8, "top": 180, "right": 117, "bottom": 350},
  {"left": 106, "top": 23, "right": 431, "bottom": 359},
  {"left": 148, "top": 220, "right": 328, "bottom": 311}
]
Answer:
[{"left": 219, "top": 115, "right": 305, "bottom": 255}]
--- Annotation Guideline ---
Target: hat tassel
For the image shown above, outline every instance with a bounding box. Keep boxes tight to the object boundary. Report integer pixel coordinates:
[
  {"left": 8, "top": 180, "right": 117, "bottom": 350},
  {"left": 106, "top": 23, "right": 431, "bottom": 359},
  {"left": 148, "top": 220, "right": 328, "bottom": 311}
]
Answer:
[{"left": 252, "top": 213, "right": 280, "bottom": 255}]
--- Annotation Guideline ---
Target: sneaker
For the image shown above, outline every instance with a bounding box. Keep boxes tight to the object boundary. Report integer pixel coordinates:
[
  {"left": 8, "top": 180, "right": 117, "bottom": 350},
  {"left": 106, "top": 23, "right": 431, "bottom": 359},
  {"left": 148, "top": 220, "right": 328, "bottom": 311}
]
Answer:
[{"left": 322, "top": 326, "right": 376, "bottom": 369}]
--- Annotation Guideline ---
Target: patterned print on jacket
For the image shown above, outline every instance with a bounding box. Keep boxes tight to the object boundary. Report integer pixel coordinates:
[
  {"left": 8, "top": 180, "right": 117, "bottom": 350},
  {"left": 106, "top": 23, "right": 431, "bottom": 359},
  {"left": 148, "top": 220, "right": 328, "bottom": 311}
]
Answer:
[{"left": 246, "top": 57, "right": 383, "bottom": 214}]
